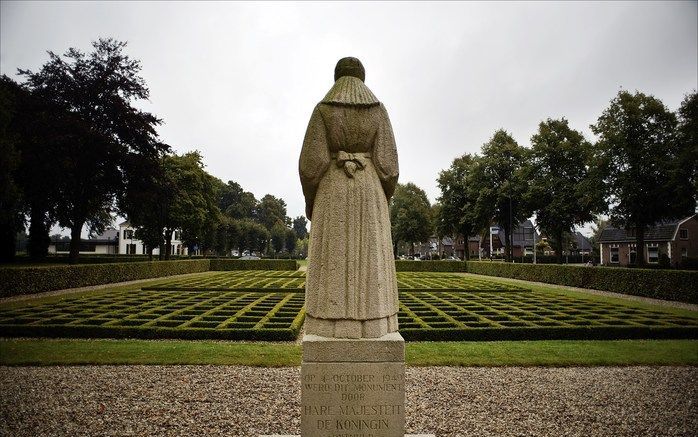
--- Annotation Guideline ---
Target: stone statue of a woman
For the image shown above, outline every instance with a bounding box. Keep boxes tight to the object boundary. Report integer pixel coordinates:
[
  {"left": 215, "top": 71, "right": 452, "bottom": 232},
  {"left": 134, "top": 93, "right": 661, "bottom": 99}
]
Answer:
[{"left": 299, "top": 57, "right": 399, "bottom": 339}]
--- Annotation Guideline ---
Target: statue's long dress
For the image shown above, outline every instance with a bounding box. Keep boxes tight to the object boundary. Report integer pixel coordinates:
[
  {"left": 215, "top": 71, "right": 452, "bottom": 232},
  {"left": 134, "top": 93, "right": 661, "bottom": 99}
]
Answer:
[{"left": 299, "top": 76, "right": 399, "bottom": 338}]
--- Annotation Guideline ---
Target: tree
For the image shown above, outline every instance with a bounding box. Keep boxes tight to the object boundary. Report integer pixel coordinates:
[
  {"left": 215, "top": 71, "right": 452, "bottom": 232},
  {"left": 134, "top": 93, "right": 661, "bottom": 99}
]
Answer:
[
  {"left": 469, "top": 130, "right": 530, "bottom": 261},
  {"left": 591, "top": 90, "right": 687, "bottom": 266},
  {"left": 270, "top": 222, "right": 287, "bottom": 256},
  {"left": 390, "top": 182, "right": 432, "bottom": 256},
  {"left": 0, "top": 76, "right": 62, "bottom": 260},
  {"left": 674, "top": 92, "right": 698, "bottom": 211},
  {"left": 285, "top": 228, "right": 297, "bottom": 257},
  {"left": 238, "top": 220, "right": 269, "bottom": 256},
  {"left": 164, "top": 152, "right": 219, "bottom": 258},
  {"left": 218, "top": 180, "right": 257, "bottom": 220},
  {"left": 256, "top": 194, "right": 288, "bottom": 230},
  {"left": 292, "top": 216, "right": 308, "bottom": 240},
  {"left": 436, "top": 154, "right": 479, "bottom": 259},
  {"left": 123, "top": 151, "right": 219, "bottom": 260},
  {"left": 0, "top": 77, "right": 24, "bottom": 261},
  {"left": 19, "top": 38, "right": 166, "bottom": 262},
  {"left": 588, "top": 216, "right": 609, "bottom": 257},
  {"left": 525, "top": 118, "right": 606, "bottom": 263}
]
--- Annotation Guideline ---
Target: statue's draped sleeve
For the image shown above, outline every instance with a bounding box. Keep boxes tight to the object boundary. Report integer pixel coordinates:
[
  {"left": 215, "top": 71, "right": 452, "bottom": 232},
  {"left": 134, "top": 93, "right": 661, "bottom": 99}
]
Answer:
[
  {"left": 299, "top": 104, "right": 331, "bottom": 220},
  {"left": 372, "top": 103, "right": 399, "bottom": 199}
]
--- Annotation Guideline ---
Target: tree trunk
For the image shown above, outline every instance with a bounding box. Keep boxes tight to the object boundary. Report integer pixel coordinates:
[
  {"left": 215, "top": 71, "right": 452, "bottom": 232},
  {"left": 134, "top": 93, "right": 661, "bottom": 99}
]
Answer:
[
  {"left": 0, "top": 220, "right": 17, "bottom": 262},
  {"left": 636, "top": 226, "right": 646, "bottom": 267},
  {"left": 503, "top": 228, "right": 511, "bottom": 261},
  {"left": 164, "top": 229, "right": 173, "bottom": 260},
  {"left": 68, "top": 221, "right": 84, "bottom": 264},
  {"left": 556, "top": 230, "right": 564, "bottom": 264},
  {"left": 28, "top": 205, "right": 50, "bottom": 260},
  {"left": 147, "top": 246, "right": 154, "bottom": 261}
]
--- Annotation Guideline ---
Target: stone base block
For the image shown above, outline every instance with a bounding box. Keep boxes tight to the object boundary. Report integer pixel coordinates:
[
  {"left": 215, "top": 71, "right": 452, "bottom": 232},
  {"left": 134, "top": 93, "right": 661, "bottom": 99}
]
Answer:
[{"left": 301, "top": 333, "right": 405, "bottom": 437}]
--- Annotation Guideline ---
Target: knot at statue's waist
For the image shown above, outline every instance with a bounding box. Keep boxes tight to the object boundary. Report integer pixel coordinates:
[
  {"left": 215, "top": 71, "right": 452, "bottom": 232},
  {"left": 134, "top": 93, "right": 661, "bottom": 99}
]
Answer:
[{"left": 331, "top": 151, "right": 372, "bottom": 178}]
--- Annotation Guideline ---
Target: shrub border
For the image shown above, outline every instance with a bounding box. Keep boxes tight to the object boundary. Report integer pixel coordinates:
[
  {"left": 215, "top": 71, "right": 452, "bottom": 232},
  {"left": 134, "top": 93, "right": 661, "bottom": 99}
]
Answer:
[
  {"left": 0, "top": 258, "right": 299, "bottom": 298},
  {"left": 466, "top": 261, "right": 698, "bottom": 304}
]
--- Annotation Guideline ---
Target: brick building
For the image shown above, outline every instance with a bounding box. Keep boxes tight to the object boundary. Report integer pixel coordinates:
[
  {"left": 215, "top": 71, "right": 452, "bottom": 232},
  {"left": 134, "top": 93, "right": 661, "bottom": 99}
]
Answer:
[{"left": 598, "top": 214, "right": 698, "bottom": 267}]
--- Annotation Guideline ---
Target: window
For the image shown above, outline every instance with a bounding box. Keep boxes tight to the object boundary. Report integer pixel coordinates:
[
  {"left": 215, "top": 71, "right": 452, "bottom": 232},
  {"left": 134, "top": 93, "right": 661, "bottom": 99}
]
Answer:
[
  {"left": 174, "top": 231, "right": 181, "bottom": 241},
  {"left": 126, "top": 243, "right": 136, "bottom": 255},
  {"left": 647, "top": 244, "right": 659, "bottom": 263},
  {"left": 610, "top": 247, "right": 619, "bottom": 263},
  {"left": 682, "top": 248, "right": 688, "bottom": 259},
  {"left": 679, "top": 229, "right": 688, "bottom": 240},
  {"left": 123, "top": 229, "right": 133, "bottom": 239}
]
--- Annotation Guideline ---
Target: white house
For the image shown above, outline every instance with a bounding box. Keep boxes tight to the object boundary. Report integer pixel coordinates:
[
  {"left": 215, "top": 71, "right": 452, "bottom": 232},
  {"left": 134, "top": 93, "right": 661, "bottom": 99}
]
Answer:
[
  {"left": 118, "top": 220, "right": 188, "bottom": 256},
  {"left": 48, "top": 221, "right": 188, "bottom": 255}
]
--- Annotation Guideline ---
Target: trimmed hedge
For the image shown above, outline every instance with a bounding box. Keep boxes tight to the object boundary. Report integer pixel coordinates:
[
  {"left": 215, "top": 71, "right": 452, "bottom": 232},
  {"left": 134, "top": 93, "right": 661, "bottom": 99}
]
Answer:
[
  {"left": 400, "top": 326, "right": 698, "bottom": 341},
  {"left": 395, "top": 260, "right": 468, "bottom": 272},
  {"left": 209, "top": 259, "right": 297, "bottom": 271},
  {"left": 0, "top": 260, "right": 209, "bottom": 298},
  {"left": 0, "top": 324, "right": 299, "bottom": 341},
  {"left": 467, "top": 261, "right": 698, "bottom": 304},
  {"left": 0, "top": 258, "right": 299, "bottom": 298}
]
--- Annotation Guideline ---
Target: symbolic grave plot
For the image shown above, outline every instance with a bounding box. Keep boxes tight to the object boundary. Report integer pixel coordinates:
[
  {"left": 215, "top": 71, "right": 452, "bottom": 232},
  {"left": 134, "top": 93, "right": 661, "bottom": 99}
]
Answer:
[
  {"left": 397, "top": 290, "right": 698, "bottom": 341},
  {"left": 0, "top": 289, "right": 306, "bottom": 341},
  {"left": 2, "top": 271, "right": 696, "bottom": 342},
  {"left": 142, "top": 271, "right": 525, "bottom": 292},
  {"left": 396, "top": 275, "right": 527, "bottom": 292},
  {"left": 144, "top": 272, "right": 306, "bottom": 291}
]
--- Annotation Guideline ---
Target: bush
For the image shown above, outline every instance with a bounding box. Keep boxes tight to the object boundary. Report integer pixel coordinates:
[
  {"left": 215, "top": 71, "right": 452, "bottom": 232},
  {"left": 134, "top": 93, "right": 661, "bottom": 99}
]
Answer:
[
  {"left": 400, "top": 326, "right": 698, "bottom": 341},
  {"left": 209, "top": 259, "right": 297, "bottom": 271},
  {"left": 467, "top": 261, "right": 698, "bottom": 304},
  {"left": 395, "top": 260, "right": 468, "bottom": 272},
  {"left": 0, "top": 259, "right": 210, "bottom": 298}
]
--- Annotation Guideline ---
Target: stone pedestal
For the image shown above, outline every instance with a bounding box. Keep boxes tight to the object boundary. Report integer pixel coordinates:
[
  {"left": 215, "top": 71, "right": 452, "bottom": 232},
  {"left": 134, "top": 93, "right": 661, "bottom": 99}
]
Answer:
[{"left": 301, "top": 332, "right": 405, "bottom": 437}]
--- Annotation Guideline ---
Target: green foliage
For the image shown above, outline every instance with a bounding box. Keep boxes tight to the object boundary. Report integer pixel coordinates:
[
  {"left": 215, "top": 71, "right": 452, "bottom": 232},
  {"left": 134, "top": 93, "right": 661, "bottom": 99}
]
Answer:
[
  {"left": 675, "top": 92, "right": 698, "bottom": 208},
  {"left": 436, "top": 154, "right": 479, "bottom": 258},
  {"left": 0, "top": 260, "right": 209, "bottom": 298},
  {"left": 2, "top": 270, "right": 696, "bottom": 342},
  {"left": 236, "top": 220, "right": 270, "bottom": 255},
  {"left": 270, "top": 223, "right": 287, "bottom": 255},
  {"left": 592, "top": 90, "right": 688, "bottom": 266},
  {"left": 0, "top": 78, "right": 24, "bottom": 262},
  {"left": 398, "top": 289, "right": 698, "bottom": 341},
  {"left": 467, "top": 261, "right": 698, "bottom": 304},
  {"left": 469, "top": 130, "right": 530, "bottom": 260},
  {"left": 19, "top": 38, "right": 167, "bottom": 263},
  {"left": 218, "top": 180, "right": 257, "bottom": 220},
  {"left": 256, "top": 194, "right": 289, "bottom": 230},
  {"left": 525, "top": 118, "right": 606, "bottom": 262},
  {"left": 284, "top": 228, "right": 297, "bottom": 255},
  {"left": 209, "top": 259, "right": 298, "bottom": 271},
  {"left": 390, "top": 183, "right": 432, "bottom": 253},
  {"left": 395, "top": 260, "right": 468, "bottom": 272},
  {"left": 292, "top": 216, "right": 308, "bottom": 240}
]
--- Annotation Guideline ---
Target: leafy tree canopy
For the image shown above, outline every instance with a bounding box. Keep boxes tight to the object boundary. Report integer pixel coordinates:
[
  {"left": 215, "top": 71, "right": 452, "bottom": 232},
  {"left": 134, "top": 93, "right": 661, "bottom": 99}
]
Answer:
[
  {"left": 390, "top": 182, "right": 432, "bottom": 253},
  {"left": 591, "top": 90, "right": 685, "bottom": 265},
  {"left": 525, "top": 118, "right": 606, "bottom": 262}
]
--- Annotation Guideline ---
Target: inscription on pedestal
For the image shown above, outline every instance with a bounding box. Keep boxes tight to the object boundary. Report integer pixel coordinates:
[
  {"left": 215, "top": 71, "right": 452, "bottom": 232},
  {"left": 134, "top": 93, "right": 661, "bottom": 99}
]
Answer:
[{"left": 301, "top": 362, "right": 405, "bottom": 437}]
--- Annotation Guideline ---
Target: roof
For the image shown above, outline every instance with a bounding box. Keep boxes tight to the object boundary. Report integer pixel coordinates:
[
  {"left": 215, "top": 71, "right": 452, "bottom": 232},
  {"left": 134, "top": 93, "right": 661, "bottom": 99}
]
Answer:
[
  {"left": 91, "top": 228, "right": 119, "bottom": 240},
  {"left": 573, "top": 232, "right": 592, "bottom": 251},
  {"left": 598, "top": 215, "right": 696, "bottom": 243}
]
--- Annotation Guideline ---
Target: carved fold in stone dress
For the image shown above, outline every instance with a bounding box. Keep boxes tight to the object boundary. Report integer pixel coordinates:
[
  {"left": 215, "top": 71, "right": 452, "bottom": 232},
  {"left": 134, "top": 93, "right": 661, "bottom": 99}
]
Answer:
[{"left": 299, "top": 75, "right": 399, "bottom": 338}]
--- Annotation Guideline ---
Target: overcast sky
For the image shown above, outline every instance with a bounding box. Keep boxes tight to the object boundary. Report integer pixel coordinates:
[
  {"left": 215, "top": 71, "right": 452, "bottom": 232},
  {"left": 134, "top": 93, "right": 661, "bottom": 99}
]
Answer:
[{"left": 2, "top": 1, "right": 696, "bottom": 237}]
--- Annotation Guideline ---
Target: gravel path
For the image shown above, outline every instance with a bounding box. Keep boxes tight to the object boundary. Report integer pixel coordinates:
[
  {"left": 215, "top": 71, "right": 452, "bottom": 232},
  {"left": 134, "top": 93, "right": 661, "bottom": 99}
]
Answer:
[{"left": 1, "top": 366, "right": 696, "bottom": 436}]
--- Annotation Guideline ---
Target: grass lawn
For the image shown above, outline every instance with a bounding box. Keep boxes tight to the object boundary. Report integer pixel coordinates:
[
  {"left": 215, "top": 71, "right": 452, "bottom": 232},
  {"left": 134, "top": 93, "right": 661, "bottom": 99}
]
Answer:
[{"left": 1, "top": 338, "right": 696, "bottom": 367}]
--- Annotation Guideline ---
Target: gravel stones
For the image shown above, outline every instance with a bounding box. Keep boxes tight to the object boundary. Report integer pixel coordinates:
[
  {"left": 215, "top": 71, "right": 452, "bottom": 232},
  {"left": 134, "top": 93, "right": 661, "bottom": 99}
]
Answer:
[{"left": 1, "top": 365, "right": 696, "bottom": 436}]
